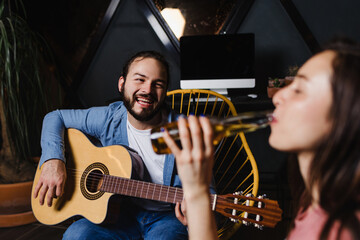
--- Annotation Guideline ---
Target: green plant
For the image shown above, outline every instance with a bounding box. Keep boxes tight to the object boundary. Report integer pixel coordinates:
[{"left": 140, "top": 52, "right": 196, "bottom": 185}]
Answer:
[
  {"left": 268, "top": 77, "right": 285, "bottom": 88},
  {"left": 0, "top": 0, "right": 60, "bottom": 183},
  {"left": 287, "top": 65, "right": 299, "bottom": 76}
]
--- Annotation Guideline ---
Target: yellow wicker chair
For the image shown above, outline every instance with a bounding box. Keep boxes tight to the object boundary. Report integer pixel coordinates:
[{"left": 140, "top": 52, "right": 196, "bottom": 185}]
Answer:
[{"left": 166, "top": 89, "right": 259, "bottom": 239}]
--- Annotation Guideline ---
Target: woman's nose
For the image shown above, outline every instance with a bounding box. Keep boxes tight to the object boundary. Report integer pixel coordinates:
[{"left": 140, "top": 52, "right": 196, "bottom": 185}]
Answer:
[{"left": 272, "top": 87, "right": 285, "bottom": 106}]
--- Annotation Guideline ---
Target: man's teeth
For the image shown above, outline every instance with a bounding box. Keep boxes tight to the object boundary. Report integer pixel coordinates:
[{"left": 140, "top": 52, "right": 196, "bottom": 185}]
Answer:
[{"left": 137, "top": 97, "right": 153, "bottom": 103}]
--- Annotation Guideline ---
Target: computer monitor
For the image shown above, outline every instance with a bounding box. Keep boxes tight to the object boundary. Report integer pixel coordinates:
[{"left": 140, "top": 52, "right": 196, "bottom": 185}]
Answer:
[{"left": 180, "top": 34, "right": 255, "bottom": 96}]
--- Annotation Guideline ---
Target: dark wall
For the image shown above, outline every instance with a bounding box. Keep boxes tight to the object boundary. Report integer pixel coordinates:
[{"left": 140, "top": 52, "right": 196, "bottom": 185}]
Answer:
[
  {"left": 294, "top": 0, "right": 360, "bottom": 44},
  {"left": 77, "top": 0, "right": 360, "bottom": 106},
  {"left": 77, "top": 0, "right": 180, "bottom": 107},
  {"left": 237, "top": 0, "right": 312, "bottom": 95},
  {"left": 75, "top": 0, "right": 360, "bottom": 183}
]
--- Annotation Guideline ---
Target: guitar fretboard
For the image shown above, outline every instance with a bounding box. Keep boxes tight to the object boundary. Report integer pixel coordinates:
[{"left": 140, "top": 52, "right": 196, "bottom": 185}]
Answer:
[{"left": 100, "top": 175, "right": 215, "bottom": 205}]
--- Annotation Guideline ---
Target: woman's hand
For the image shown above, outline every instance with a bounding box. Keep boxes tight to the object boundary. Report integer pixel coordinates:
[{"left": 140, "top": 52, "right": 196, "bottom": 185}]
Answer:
[
  {"left": 163, "top": 115, "right": 214, "bottom": 195},
  {"left": 163, "top": 115, "right": 218, "bottom": 240}
]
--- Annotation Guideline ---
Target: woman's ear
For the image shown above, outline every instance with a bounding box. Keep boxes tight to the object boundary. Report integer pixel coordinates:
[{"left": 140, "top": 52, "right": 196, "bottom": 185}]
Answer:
[{"left": 118, "top": 76, "right": 125, "bottom": 93}]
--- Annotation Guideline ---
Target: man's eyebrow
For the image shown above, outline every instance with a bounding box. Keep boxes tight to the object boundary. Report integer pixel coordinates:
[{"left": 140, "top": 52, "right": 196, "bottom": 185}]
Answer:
[
  {"left": 133, "top": 73, "right": 166, "bottom": 83},
  {"left": 155, "top": 79, "right": 167, "bottom": 84},
  {"left": 134, "top": 73, "right": 147, "bottom": 78}
]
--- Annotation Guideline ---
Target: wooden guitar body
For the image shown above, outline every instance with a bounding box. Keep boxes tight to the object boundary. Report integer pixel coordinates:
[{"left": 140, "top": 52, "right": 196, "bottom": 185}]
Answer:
[{"left": 31, "top": 128, "right": 133, "bottom": 225}]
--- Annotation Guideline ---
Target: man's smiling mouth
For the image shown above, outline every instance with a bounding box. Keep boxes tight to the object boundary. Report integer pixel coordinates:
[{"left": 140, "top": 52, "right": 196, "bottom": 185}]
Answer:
[{"left": 136, "top": 96, "right": 155, "bottom": 106}]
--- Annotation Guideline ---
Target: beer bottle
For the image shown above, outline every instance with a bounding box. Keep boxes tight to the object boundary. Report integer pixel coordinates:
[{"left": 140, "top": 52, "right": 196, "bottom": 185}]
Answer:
[{"left": 151, "top": 110, "right": 273, "bottom": 154}]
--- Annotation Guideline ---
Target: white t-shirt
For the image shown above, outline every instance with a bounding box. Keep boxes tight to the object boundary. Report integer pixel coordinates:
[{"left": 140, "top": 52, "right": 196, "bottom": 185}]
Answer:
[{"left": 127, "top": 120, "right": 165, "bottom": 185}]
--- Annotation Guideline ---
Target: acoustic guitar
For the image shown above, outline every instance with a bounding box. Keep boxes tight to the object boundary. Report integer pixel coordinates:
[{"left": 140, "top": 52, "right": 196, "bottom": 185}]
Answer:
[{"left": 32, "top": 128, "right": 282, "bottom": 228}]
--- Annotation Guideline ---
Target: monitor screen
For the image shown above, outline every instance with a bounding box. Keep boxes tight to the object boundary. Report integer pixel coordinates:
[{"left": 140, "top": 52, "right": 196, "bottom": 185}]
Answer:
[{"left": 180, "top": 34, "right": 255, "bottom": 93}]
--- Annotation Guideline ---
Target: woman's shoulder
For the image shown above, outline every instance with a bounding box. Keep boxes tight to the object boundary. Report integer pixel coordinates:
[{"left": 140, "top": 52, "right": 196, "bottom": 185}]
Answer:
[{"left": 288, "top": 205, "right": 359, "bottom": 240}]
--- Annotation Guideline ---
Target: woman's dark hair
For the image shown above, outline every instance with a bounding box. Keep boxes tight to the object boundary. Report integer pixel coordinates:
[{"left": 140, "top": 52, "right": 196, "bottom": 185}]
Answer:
[
  {"left": 304, "top": 38, "right": 360, "bottom": 239},
  {"left": 121, "top": 50, "right": 170, "bottom": 89}
]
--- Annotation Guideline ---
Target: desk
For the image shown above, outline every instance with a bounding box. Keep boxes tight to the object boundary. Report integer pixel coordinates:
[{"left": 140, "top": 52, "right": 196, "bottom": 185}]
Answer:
[{"left": 231, "top": 95, "right": 274, "bottom": 113}]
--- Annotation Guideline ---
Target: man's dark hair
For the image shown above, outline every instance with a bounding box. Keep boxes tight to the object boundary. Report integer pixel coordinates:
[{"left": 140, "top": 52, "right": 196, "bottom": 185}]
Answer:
[{"left": 122, "top": 51, "right": 170, "bottom": 89}]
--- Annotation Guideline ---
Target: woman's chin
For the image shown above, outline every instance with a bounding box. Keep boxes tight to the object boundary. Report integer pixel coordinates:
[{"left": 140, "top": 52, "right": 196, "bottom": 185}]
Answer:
[{"left": 268, "top": 135, "right": 289, "bottom": 152}]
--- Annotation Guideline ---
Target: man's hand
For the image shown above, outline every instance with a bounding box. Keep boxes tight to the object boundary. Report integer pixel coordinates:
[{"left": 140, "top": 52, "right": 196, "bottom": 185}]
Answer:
[
  {"left": 33, "top": 159, "right": 66, "bottom": 207},
  {"left": 175, "top": 200, "right": 188, "bottom": 226}
]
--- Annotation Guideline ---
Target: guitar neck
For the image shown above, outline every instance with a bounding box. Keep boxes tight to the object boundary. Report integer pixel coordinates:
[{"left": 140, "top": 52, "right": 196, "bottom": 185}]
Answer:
[{"left": 101, "top": 175, "right": 215, "bottom": 204}]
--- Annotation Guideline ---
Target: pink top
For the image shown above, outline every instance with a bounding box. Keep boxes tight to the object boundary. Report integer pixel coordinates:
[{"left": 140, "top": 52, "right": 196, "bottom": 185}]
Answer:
[{"left": 287, "top": 205, "right": 355, "bottom": 240}]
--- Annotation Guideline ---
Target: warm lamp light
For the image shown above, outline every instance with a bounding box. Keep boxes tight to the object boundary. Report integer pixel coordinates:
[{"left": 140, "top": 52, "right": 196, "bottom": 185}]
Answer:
[{"left": 160, "top": 8, "right": 185, "bottom": 39}]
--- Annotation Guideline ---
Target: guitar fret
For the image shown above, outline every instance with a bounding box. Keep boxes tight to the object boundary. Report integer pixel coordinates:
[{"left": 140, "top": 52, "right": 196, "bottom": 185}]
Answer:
[
  {"left": 107, "top": 175, "right": 111, "bottom": 192},
  {"left": 151, "top": 183, "right": 155, "bottom": 200},
  {"left": 140, "top": 181, "right": 144, "bottom": 199},
  {"left": 146, "top": 182, "right": 149, "bottom": 199},
  {"left": 117, "top": 177, "right": 123, "bottom": 195},
  {"left": 165, "top": 186, "right": 169, "bottom": 202},
  {"left": 159, "top": 185, "right": 162, "bottom": 201},
  {"left": 173, "top": 188, "right": 177, "bottom": 203},
  {"left": 111, "top": 177, "right": 116, "bottom": 192},
  {"left": 135, "top": 180, "right": 139, "bottom": 198},
  {"left": 115, "top": 177, "right": 120, "bottom": 194},
  {"left": 109, "top": 176, "right": 112, "bottom": 192},
  {"left": 102, "top": 175, "right": 107, "bottom": 191},
  {"left": 113, "top": 176, "right": 117, "bottom": 193},
  {"left": 106, "top": 175, "right": 111, "bottom": 192},
  {"left": 108, "top": 176, "right": 111, "bottom": 192},
  {"left": 125, "top": 178, "right": 129, "bottom": 195},
  {"left": 131, "top": 180, "right": 134, "bottom": 197}
]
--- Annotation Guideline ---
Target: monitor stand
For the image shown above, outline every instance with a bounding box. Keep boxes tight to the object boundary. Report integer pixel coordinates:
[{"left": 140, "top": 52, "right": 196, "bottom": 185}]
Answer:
[
  {"left": 203, "top": 89, "right": 231, "bottom": 102},
  {"left": 210, "top": 88, "right": 228, "bottom": 96}
]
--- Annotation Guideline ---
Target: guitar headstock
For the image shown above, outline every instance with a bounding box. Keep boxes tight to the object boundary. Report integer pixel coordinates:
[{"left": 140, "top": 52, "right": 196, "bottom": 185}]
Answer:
[{"left": 213, "top": 192, "right": 282, "bottom": 229}]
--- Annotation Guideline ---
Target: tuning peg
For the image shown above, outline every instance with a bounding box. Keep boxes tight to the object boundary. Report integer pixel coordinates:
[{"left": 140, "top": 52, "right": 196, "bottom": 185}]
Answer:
[
  {"left": 257, "top": 196, "right": 263, "bottom": 208},
  {"left": 254, "top": 223, "right": 264, "bottom": 230},
  {"left": 242, "top": 220, "right": 250, "bottom": 226},
  {"left": 234, "top": 191, "right": 243, "bottom": 196},
  {"left": 230, "top": 192, "right": 241, "bottom": 222}
]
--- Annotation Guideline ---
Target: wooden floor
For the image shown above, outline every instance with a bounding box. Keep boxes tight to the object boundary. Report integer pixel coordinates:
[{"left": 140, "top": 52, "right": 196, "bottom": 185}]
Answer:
[
  {"left": 0, "top": 221, "right": 67, "bottom": 240},
  {"left": 0, "top": 170, "right": 291, "bottom": 240},
  {"left": 0, "top": 220, "right": 289, "bottom": 240}
]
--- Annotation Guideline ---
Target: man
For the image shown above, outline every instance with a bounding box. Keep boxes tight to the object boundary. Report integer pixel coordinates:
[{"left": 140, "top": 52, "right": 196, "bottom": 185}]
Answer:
[{"left": 33, "top": 51, "right": 188, "bottom": 240}]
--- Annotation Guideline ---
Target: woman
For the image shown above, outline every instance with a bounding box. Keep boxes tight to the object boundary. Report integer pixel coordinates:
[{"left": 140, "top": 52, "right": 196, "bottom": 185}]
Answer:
[{"left": 163, "top": 39, "right": 360, "bottom": 240}]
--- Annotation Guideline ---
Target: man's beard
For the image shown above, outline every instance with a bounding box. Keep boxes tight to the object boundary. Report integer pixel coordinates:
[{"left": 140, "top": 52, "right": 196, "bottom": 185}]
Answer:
[{"left": 121, "top": 86, "right": 164, "bottom": 122}]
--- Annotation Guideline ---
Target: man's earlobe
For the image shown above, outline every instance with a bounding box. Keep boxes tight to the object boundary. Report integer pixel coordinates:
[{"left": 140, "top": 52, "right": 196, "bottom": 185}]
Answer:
[{"left": 118, "top": 76, "right": 125, "bottom": 92}]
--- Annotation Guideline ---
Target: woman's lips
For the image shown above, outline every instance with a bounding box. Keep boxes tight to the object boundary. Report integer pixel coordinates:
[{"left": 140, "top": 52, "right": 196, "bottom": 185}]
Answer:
[{"left": 270, "top": 113, "right": 278, "bottom": 124}]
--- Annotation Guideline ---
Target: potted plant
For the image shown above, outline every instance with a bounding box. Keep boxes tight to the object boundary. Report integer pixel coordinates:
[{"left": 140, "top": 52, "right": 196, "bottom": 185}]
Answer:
[
  {"left": 0, "top": 0, "right": 61, "bottom": 226},
  {"left": 267, "top": 77, "right": 285, "bottom": 98},
  {"left": 285, "top": 65, "right": 299, "bottom": 85}
]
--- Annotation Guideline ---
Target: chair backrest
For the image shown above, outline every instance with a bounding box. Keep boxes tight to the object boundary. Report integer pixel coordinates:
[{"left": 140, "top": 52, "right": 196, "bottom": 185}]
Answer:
[{"left": 166, "top": 89, "right": 259, "bottom": 239}]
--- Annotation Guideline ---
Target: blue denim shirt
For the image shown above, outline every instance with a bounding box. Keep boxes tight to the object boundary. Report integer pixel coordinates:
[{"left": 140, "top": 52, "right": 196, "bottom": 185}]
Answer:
[
  {"left": 40, "top": 101, "right": 181, "bottom": 189},
  {"left": 40, "top": 101, "right": 215, "bottom": 211}
]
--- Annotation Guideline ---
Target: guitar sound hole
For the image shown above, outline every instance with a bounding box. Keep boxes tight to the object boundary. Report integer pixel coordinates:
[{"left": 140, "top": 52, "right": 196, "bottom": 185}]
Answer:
[{"left": 86, "top": 170, "right": 103, "bottom": 193}]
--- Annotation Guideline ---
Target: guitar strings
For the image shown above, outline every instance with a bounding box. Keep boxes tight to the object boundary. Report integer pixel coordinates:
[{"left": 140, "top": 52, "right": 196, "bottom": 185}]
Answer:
[
  {"left": 39, "top": 168, "right": 272, "bottom": 221},
  {"left": 61, "top": 167, "right": 186, "bottom": 202},
  {"left": 62, "top": 168, "right": 247, "bottom": 203},
  {"left": 59, "top": 168, "right": 262, "bottom": 208}
]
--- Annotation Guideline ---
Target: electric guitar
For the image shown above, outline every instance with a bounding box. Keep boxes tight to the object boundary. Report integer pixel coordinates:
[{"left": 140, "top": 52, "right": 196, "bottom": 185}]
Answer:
[{"left": 31, "top": 128, "right": 282, "bottom": 228}]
